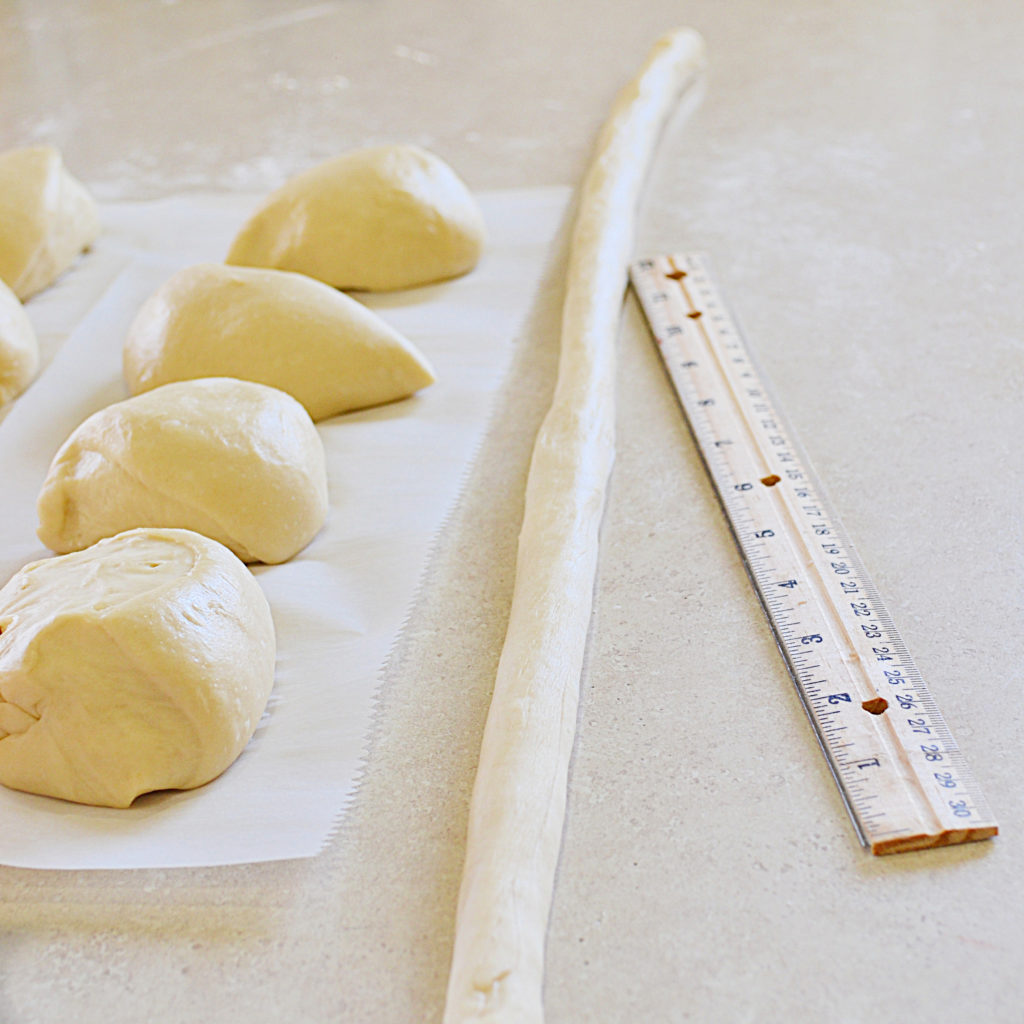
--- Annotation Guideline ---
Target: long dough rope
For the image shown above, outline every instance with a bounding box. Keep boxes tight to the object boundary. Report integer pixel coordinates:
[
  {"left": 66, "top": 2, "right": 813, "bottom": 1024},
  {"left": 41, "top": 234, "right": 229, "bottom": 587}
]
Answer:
[{"left": 443, "top": 28, "right": 707, "bottom": 1024}]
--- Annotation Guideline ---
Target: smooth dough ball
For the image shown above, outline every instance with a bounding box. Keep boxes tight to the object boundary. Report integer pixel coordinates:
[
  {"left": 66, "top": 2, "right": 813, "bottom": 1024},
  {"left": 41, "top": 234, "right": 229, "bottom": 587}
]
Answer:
[
  {"left": 123, "top": 263, "right": 436, "bottom": 420},
  {"left": 37, "top": 378, "right": 328, "bottom": 564},
  {"left": 0, "top": 277, "right": 39, "bottom": 406},
  {"left": 225, "top": 144, "right": 485, "bottom": 291},
  {"left": 0, "top": 145, "right": 100, "bottom": 301},
  {"left": 0, "top": 528, "right": 275, "bottom": 807}
]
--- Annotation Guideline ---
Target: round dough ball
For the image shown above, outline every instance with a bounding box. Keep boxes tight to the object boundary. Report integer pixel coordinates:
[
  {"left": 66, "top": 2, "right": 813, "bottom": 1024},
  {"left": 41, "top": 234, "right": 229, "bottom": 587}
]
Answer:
[
  {"left": 0, "top": 277, "right": 39, "bottom": 406},
  {"left": 0, "top": 528, "right": 275, "bottom": 808},
  {"left": 0, "top": 145, "right": 100, "bottom": 301},
  {"left": 37, "top": 378, "right": 328, "bottom": 564},
  {"left": 226, "top": 144, "right": 485, "bottom": 291},
  {"left": 123, "top": 263, "right": 436, "bottom": 420}
]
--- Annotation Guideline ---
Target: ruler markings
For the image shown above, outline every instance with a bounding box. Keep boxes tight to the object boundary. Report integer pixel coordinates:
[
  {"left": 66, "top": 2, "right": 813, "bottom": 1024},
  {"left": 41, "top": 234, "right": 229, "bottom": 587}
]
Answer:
[{"left": 630, "top": 253, "right": 998, "bottom": 854}]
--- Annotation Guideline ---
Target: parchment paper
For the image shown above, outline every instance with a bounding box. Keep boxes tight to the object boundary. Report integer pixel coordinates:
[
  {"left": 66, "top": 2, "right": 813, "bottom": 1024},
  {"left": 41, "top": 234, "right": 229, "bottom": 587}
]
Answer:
[{"left": 0, "top": 186, "right": 570, "bottom": 869}]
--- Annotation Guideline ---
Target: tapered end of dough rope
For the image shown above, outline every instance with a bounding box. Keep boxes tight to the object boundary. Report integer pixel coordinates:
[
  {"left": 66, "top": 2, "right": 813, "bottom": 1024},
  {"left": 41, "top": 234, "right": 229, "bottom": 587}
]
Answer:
[{"left": 654, "top": 26, "right": 708, "bottom": 67}]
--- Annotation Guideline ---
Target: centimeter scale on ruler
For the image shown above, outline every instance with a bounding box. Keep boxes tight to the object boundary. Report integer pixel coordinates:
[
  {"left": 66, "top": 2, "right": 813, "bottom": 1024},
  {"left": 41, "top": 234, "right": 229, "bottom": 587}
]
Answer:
[{"left": 629, "top": 252, "right": 997, "bottom": 855}]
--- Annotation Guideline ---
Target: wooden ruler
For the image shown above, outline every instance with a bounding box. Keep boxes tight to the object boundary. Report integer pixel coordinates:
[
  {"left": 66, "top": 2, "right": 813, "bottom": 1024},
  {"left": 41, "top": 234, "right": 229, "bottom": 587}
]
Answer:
[{"left": 629, "top": 252, "right": 998, "bottom": 855}]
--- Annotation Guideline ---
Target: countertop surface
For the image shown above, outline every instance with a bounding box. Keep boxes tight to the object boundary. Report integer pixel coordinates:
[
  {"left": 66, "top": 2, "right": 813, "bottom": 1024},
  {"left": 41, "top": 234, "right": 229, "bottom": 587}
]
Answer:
[{"left": 2, "top": 2, "right": 1022, "bottom": 1021}]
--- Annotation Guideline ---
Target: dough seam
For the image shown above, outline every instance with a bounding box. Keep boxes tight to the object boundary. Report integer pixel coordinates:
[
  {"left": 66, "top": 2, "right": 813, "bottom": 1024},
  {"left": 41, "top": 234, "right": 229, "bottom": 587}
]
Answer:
[{"left": 47, "top": 441, "right": 257, "bottom": 564}]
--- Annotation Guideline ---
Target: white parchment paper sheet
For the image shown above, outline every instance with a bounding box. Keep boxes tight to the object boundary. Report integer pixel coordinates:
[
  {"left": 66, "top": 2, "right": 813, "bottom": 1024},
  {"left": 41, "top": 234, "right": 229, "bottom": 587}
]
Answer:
[{"left": 0, "top": 187, "right": 570, "bottom": 869}]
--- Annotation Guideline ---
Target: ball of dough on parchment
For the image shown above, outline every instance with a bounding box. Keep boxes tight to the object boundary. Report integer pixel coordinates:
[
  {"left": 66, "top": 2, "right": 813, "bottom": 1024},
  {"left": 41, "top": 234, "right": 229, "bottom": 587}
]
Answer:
[
  {"left": 123, "top": 263, "right": 436, "bottom": 420},
  {"left": 37, "top": 378, "right": 328, "bottom": 564},
  {"left": 226, "top": 144, "right": 485, "bottom": 291},
  {"left": 0, "top": 277, "right": 39, "bottom": 406},
  {"left": 0, "top": 145, "right": 100, "bottom": 301},
  {"left": 0, "top": 528, "right": 276, "bottom": 808}
]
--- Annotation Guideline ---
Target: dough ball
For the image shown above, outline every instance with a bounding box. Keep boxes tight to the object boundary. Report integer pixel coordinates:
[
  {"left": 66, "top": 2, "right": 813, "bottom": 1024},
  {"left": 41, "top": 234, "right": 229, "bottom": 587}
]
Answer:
[
  {"left": 226, "top": 144, "right": 485, "bottom": 291},
  {"left": 0, "top": 528, "right": 275, "bottom": 808},
  {"left": 37, "top": 378, "right": 328, "bottom": 564},
  {"left": 0, "top": 277, "right": 39, "bottom": 406},
  {"left": 123, "top": 263, "right": 436, "bottom": 420},
  {"left": 0, "top": 145, "right": 100, "bottom": 301}
]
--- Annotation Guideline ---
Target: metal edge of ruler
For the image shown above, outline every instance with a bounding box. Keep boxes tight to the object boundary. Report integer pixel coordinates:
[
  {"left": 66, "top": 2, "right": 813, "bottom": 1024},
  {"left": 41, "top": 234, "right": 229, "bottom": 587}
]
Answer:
[{"left": 628, "top": 251, "right": 998, "bottom": 856}]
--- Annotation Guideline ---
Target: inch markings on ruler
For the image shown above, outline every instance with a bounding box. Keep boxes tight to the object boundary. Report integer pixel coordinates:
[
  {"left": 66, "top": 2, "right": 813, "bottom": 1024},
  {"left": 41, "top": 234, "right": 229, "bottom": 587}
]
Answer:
[{"left": 630, "top": 252, "right": 998, "bottom": 855}]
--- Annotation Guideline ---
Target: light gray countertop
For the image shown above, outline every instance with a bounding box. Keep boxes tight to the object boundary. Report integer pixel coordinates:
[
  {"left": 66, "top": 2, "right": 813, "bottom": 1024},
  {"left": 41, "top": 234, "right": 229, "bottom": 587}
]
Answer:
[{"left": 1, "top": 2, "right": 1022, "bottom": 1021}]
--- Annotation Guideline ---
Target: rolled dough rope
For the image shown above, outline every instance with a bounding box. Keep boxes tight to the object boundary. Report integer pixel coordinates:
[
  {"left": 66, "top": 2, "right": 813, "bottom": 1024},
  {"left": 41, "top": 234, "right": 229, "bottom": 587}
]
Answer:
[{"left": 443, "top": 28, "right": 706, "bottom": 1024}]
